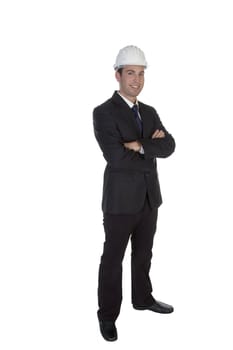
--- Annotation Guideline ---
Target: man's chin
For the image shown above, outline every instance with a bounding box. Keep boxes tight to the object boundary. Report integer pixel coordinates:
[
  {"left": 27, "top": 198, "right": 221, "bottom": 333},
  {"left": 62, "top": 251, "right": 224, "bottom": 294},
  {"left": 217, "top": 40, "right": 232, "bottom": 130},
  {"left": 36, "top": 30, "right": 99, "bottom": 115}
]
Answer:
[{"left": 130, "top": 89, "right": 142, "bottom": 97}]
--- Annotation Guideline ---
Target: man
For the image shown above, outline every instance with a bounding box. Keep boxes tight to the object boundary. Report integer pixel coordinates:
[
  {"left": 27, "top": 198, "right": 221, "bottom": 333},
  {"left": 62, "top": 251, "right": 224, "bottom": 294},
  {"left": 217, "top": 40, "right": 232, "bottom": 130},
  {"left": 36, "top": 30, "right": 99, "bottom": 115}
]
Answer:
[{"left": 93, "top": 45, "right": 175, "bottom": 342}]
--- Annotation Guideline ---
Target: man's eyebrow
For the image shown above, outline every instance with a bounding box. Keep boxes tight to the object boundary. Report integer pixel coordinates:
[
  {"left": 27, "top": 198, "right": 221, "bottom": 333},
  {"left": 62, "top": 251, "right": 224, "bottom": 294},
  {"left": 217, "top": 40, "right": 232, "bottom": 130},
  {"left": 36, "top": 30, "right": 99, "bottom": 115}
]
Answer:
[{"left": 125, "top": 69, "right": 144, "bottom": 73}]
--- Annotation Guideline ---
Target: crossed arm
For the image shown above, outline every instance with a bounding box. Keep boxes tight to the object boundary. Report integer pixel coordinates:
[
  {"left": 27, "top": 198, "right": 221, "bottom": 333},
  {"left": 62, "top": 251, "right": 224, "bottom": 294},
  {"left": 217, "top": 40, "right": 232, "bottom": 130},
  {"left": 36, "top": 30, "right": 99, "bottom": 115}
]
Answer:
[
  {"left": 124, "top": 129, "right": 166, "bottom": 152},
  {"left": 93, "top": 107, "right": 175, "bottom": 164}
]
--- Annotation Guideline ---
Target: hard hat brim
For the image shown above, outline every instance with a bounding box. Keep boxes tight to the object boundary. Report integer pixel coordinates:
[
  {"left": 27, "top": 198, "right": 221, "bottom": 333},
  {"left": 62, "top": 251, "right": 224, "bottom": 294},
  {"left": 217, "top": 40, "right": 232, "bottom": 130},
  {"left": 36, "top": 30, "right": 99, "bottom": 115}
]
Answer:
[{"left": 114, "top": 64, "right": 147, "bottom": 70}]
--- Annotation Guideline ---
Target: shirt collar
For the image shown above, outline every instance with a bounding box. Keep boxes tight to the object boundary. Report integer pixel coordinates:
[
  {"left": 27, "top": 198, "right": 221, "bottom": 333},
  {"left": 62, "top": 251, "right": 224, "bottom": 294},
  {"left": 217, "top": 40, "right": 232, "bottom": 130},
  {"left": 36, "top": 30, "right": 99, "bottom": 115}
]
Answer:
[{"left": 117, "top": 91, "right": 138, "bottom": 109}]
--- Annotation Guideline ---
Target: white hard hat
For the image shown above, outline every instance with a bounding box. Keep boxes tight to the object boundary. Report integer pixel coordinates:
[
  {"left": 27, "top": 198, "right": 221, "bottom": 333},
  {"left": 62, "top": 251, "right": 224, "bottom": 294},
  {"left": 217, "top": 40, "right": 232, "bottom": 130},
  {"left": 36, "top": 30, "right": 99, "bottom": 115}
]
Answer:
[{"left": 113, "top": 45, "right": 147, "bottom": 70}]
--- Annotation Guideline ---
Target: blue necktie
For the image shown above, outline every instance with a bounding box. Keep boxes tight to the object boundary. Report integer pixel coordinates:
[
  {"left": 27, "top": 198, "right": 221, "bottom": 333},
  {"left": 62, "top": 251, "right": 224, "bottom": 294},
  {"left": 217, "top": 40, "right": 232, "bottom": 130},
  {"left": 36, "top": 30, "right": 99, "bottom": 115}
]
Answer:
[{"left": 132, "top": 104, "right": 143, "bottom": 136}]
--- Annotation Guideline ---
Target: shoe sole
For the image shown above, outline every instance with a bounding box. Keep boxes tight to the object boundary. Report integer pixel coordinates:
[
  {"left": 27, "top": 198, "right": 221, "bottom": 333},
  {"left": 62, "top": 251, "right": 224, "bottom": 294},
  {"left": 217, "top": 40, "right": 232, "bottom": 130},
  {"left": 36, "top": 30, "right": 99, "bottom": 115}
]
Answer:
[
  {"left": 100, "top": 331, "right": 117, "bottom": 342},
  {"left": 133, "top": 305, "right": 174, "bottom": 313}
]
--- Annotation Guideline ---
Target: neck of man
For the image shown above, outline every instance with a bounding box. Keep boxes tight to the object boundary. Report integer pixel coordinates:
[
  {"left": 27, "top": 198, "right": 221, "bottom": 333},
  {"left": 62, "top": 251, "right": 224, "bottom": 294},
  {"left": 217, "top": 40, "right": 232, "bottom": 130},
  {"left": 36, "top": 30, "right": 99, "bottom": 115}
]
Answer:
[{"left": 118, "top": 90, "right": 137, "bottom": 104}]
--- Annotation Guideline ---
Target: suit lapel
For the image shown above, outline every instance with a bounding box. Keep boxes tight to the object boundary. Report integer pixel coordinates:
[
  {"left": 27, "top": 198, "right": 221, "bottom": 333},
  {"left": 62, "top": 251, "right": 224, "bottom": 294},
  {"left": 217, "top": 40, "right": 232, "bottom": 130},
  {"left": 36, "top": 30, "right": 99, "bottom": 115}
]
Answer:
[
  {"left": 111, "top": 92, "right": 154, "bottom": 139},
  {"left": 111, "top": 92, "right": 141, "bottom": 137}
]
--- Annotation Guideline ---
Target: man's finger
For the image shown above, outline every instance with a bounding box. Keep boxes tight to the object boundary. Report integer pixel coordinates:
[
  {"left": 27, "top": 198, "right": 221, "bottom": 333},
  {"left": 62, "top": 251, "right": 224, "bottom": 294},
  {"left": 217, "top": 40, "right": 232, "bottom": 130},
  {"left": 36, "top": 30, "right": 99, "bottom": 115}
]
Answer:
[
  {"left": 152, "top": 129, "right": 160, "bottom": 138},
  {"left": 157, "top": 131, "right": 165, "bottom": 138},
  {"left": 152, "top": 129, "right": 165, "bottom": 138}
]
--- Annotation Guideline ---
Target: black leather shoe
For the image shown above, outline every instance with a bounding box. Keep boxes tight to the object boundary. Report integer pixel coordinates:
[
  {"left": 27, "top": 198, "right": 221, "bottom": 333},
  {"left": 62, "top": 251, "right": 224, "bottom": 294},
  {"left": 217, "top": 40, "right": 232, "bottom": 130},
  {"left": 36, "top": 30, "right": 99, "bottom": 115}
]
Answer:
[
  {"left": 133, "top": 300, "right": 174, "bottom": 314},
  {"left": 99, "top": 321, "right": 118, "bottom": 341}
]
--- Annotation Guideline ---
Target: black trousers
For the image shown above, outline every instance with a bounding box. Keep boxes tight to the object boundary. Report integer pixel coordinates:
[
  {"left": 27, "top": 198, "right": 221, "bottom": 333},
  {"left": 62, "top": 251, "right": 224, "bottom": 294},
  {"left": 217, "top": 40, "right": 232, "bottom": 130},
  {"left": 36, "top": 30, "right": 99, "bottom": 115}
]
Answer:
[{"left": 97, "top": 196, "right": 158, "bottom": 322}]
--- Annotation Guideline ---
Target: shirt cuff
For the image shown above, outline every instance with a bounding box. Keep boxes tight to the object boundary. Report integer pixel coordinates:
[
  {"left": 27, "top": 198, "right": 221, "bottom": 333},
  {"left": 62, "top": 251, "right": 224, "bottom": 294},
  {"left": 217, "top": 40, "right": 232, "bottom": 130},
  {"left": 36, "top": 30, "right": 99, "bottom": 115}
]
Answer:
[{"left": 139, "top": 145, "right": 144, "bottom": 154}]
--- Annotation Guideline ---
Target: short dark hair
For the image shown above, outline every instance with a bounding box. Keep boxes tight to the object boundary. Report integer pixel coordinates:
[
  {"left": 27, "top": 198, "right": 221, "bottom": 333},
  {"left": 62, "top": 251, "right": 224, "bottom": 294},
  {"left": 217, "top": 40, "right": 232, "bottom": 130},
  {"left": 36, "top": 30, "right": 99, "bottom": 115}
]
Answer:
[{"left": 117, "top": 68, "right": 123, "bottom": 75}]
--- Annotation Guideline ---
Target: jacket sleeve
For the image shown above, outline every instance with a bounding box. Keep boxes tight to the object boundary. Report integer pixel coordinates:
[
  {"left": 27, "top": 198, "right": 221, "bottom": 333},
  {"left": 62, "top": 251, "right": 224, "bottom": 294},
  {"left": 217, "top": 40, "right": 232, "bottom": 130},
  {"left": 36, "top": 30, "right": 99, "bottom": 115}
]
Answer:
[
  {"left": 139, "top": 108, "right": 176, "bottom": 159},
  {"left": 93, "top": 108, "right": 153, "bottom": 171}
]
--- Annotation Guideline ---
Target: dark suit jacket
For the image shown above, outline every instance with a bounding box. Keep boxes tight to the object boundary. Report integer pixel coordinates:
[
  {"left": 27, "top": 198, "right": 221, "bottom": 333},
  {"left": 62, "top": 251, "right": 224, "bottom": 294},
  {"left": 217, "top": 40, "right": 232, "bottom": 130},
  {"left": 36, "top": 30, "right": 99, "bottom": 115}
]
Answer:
[{"left": 93, "top": 91, "right": 175, "bottom": 214}]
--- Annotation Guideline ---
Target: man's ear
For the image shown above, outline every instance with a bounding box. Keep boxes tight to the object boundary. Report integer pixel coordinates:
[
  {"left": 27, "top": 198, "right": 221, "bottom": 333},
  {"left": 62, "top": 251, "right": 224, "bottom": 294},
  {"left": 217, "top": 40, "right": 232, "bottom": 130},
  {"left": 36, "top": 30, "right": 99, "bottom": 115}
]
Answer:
[{"left": 115, "top": 71, "right": 120, "bottom": 82}]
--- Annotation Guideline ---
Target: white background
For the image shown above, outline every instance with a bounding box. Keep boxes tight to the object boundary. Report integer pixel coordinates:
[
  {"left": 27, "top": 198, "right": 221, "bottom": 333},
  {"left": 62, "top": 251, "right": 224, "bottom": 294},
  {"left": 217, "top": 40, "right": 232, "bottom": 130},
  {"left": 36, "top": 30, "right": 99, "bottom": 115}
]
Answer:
[{"left": 1, "top": 0, "right": 233, "bottom": 349}]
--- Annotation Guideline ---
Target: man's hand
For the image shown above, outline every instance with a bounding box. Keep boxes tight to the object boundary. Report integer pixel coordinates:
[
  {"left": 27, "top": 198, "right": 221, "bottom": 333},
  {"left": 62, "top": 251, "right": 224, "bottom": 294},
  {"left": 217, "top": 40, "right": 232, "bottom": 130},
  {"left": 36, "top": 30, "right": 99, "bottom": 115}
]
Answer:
[
  {"left": 152, "top": 129, "right": 165, "bottom": 139},
  {"left": 124, "top": 141, "right": 141, "bottom": 152}
]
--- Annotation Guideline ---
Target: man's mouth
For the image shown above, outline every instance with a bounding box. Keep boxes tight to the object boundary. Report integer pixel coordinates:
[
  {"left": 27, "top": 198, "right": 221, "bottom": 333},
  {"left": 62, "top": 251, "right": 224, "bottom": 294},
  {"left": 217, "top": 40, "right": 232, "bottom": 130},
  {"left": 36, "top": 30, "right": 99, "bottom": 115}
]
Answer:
[{"left": 130, "top": 85, "right": 140, "bottom": 89}]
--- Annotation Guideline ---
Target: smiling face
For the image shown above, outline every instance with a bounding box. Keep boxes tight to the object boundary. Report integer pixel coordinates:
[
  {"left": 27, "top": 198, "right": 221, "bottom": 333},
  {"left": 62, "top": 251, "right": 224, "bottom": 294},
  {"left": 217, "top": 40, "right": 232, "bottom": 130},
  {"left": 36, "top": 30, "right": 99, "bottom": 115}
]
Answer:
[{"left": 115, "top": 65, "right": 145, "bottom": 103}]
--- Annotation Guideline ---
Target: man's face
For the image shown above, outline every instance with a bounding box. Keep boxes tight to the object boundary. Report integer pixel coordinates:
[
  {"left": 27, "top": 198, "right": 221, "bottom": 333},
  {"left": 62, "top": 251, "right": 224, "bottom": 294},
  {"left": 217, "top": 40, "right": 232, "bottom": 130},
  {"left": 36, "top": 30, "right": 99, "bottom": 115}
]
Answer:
[{"left": 115, "top": 65, "right": 145, "bottom": 102}]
